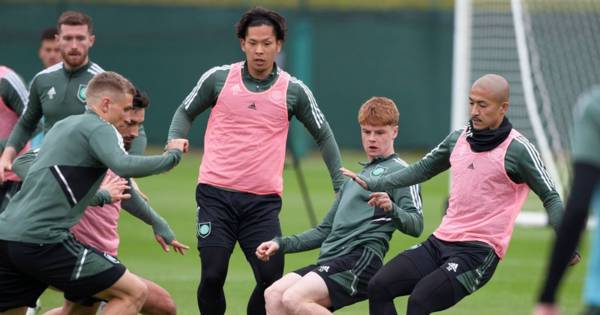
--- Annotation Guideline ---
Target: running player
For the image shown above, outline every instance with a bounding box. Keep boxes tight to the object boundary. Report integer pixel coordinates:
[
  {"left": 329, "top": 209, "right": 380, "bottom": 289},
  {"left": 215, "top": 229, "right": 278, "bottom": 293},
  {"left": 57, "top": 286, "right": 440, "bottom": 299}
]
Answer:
[
  {"left": 535, "top": 87, "right": 600, "bottom": 315},
  {"left": 342, "top": 74, "right": 579, "bottom": 315},
  {"left": 256, "top": 97, "right": 423, "bottom": 314},
  {"left": 0, "top": 71, "right": 185, "bottom": 315},
  {"left": 167, "top": 7, "right": 344, "bottom": 315}
]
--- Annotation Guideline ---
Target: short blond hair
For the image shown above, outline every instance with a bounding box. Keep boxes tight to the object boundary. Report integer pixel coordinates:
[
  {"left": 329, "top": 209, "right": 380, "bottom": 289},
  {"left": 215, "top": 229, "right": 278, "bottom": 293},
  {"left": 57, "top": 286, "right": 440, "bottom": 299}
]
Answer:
[
  {"left": 86, "top": 72, "right": 134, "bottom": 105},
  {"left": 358, "top": 97, "right": 399, "bottom": 126}
]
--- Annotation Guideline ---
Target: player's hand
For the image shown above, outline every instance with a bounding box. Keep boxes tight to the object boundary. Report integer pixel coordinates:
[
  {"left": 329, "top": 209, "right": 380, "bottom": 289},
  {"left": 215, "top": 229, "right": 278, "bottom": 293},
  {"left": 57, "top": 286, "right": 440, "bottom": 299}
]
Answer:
[
  {"left": 368, "top": 192, "right": 393, "bottom": 212},
  {"left": 101, "top": 176, "right": 131, "bottom": 202},
  {"left": 0, "top": 148, "right": 17, "bottom": 183},
  {"left": 155, "top": 234, "right": 190, "bottom": 255},
  {"left": 533, "top": 303, "right": 561, "bottom": 315},
  {"left": 568, "top": 251, "right": 581, "bottom": 266},
  {"left": 256, "top": 241, "right": 279, "bottom": 262},
  {"left": 166, "top": 138, "right": 189, "bottom": 153},
  {"left": 340, "top": 167, "right": 368, "bottom": 190}
]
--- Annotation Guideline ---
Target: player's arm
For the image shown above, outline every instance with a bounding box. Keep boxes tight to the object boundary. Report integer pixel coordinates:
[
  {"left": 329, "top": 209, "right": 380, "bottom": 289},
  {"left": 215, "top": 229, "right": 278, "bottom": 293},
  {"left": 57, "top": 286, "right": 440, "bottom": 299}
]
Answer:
[
  {"left": 167, "top": 67, "right": 223, "bottom": 141},
  {"left": 5, "top": 77, "right": 42, "bottom": 154},
  {"left": 389, "top": 183, "right": 424, "bottom": 237},
  {"left": 89, "top": 124, "right": 182, "bottom": 178},
  {"left": 354, "top": 130, "right": 460, "bottom": 191},
  {"left": 507, "top": 139, "right": 563, "bottom": 231},
  {"left": 274, "top": 191, "right": 341, "bottom": 253},
  {"left": 289, "top": 80, "right": 345, "bottom": 192},
  {"left": 11, "top": 149, "right": 37, "bottom": 179},
  {"left": 0, "top": 74, "right": 29, "bottom": 152}
]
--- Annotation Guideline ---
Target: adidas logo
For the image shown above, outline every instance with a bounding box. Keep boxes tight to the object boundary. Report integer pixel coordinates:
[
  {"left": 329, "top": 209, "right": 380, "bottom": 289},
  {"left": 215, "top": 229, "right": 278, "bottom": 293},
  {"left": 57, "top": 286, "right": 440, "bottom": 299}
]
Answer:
[
  {"left": 446, "top": 262, "right": 459, "bottom": 272},
  {"left": 467, "top": 163, "right": 475, "bottom": 170},
  {"left": 248, "top": 103, "right": 257, "bottom": 110},
  {"left": 318, "top": 265, "right": 330, "bottom": 273}
]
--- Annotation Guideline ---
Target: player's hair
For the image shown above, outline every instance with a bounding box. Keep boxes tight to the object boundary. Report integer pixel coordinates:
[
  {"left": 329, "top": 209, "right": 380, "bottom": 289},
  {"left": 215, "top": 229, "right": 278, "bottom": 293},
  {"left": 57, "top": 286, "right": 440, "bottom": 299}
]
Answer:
[
  {"left": 236, "top": 7, "right": 286, "bottom": 41},
  {"left": 358, "top": 97, "right": 400, "bottom": 126},
  {"left": 40, "top": 27, "right": 58, "bottom": 41},
  {"left": 133, "top": 89, "right": 150, "bottom": 109},
  {"left": 86, "top": 72, "right": 135, "bottom": 105},
  {"left": 57, "top": 11, "right": 93, "bottom": 34}
]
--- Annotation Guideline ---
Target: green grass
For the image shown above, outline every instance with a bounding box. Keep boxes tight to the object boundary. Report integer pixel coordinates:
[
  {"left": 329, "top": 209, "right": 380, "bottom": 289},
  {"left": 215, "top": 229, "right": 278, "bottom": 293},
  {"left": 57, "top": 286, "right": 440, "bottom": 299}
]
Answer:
[{"left": 38, "top": 149, "right": 587, "bottom": 314}]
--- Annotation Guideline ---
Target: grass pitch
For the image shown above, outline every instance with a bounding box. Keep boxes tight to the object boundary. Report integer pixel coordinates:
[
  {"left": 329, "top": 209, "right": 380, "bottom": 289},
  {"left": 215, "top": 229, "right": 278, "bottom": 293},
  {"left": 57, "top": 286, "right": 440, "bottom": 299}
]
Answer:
[{"left": 38, "top": 150, "right": 587, "bottom": 314}]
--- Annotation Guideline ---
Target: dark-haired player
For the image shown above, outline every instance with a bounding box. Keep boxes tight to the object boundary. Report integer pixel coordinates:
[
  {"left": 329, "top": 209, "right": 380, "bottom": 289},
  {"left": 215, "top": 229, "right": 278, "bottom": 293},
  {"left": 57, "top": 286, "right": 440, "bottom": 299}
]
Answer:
[{"left": 167, "top": 6, "right": 345, "bottom": 315}]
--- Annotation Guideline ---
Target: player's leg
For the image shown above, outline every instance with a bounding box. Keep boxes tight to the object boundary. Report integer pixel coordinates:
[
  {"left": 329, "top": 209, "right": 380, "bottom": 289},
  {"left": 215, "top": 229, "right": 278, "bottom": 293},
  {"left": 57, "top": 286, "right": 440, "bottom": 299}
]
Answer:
[
  {"left": 139, "top": 278, "right": 176, "bottom": 315},
  {"left": 41, "top": 301, "right": 99, "bottom": 315},
  {"left": 195, "top": 184, "right": 238, "bottom": 315},
  {"left": 237, "top": 192, "right": 283, "bottom": 315},
  {"left": 368, "top": 239, "right": 439, "bottom": 315},
  {"left": 584, "top": 194, "right": 600, "bottom": 313},
  {"left": 281, "top": 272, "right": 332, "bottom": 315},
  {"left": 264, "top": 273, "right": 303, "bottom": 315},
  {"left": 91, "top": 270, "right": 147, "bottom": 315},
  {"left": 406, "top": 241, "right": 499, "bottom": 315}
]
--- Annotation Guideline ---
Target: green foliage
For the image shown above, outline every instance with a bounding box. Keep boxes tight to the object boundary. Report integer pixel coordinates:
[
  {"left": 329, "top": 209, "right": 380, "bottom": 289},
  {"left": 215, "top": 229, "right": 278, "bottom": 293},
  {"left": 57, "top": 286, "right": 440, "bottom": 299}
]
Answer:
[{"left": 38, "top": 150, "right": 586, "bottom": 314}]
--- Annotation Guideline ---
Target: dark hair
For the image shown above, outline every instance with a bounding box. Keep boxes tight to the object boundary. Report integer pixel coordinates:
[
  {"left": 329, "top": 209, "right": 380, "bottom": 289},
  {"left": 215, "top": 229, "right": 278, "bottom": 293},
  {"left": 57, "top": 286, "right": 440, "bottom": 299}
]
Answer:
[
  {"left": 57, "top": 10, "right": 93, "bottom": 34},
  {"left": 236, "top": 7, "right": 286, "bottom": 41},
  {"left": 40, "top": 27, "right": 58, "bottom": 41},
  {"left": 133, "top": 89, "right": 150, "bottom": 109}
]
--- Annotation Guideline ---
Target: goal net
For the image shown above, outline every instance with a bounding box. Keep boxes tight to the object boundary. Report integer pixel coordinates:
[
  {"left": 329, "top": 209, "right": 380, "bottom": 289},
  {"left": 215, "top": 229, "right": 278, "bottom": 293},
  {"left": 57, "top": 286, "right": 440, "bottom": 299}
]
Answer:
[{"left": 452, "top": 0, "right": 600, "bottom": 204}]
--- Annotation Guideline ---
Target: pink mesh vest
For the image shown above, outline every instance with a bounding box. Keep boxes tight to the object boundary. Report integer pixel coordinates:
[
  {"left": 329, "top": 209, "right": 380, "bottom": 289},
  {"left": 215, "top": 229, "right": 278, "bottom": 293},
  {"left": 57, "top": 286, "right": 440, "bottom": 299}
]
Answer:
[
  {"left": 199, "top": 62, "right": 290, "bottom": 195},
  {"left": 71, "top": 170, "right": 121, "bottom": 256},
  {"left": 0, "top": 66, "right": 30, "bottom": 182},
  {"left": 434, "top": 129, "right": 529, "bottom": 259}
]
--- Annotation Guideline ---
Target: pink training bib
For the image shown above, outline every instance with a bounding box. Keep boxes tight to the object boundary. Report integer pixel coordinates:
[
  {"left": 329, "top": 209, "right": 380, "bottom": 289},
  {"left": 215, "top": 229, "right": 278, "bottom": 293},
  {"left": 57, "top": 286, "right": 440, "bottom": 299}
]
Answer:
[
  {"left": 199, "top": 62, "right": 290, "bottom": 195},
  {"left": 434, "top": 129, "right": 529, "bottom": 259}
]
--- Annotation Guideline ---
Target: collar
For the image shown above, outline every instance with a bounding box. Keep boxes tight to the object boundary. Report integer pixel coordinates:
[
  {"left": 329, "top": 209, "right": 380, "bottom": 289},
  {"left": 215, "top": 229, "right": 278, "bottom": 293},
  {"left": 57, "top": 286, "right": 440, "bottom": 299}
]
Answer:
[
  {"left": 359, "top": 153, "right": 398, "bottom": 167},
  {"left": 242, "top": 61, "right": 278, "bottom": 85},
  {"left": 63, "top": 61, "right": 92, "bottom": 76}
]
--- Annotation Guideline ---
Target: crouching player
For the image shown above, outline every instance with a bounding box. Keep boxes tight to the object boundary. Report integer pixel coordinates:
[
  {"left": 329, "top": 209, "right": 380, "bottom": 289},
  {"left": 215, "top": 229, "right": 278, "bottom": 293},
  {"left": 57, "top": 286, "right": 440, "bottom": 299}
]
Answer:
[{"left": 256, "top": 97, "right": 424, "bottom": 314}]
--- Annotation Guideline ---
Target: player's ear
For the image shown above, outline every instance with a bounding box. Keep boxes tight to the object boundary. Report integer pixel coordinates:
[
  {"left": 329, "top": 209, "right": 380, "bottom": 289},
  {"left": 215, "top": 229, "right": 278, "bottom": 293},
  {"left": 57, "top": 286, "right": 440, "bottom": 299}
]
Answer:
[
  {"left": 276, "top": 40, "right": 282, "bottom": 54},
  {"left": 89, "top": 34, "right": 96, "bottom": 47},
  {"left": 240, "top": 39, "right": 246, "bottom": 53}
]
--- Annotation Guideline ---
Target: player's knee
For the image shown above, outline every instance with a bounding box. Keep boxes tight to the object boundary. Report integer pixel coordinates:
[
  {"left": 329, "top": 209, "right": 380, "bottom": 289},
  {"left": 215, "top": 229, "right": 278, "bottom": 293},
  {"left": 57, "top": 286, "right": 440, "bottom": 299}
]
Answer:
[
  {"left": 264, "top": 284, "right": 282, "bottom": 306},
  {"left": 143, "top": 292, "right": 177, "bottom": 315},
  {"left": 281, "top": 290, "right": 302, "bottom": 314},
  {"left": 200, "top": 266, "right": 227, "bottom": 288}
]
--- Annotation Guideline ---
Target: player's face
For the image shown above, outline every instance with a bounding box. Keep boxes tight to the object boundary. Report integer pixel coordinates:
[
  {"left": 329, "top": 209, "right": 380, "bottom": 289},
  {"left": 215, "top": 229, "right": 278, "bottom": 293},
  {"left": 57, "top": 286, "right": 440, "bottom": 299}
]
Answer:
[
  {"left": 469, "top": 85, "right": 508, "bottom": 130},
  {"left": 105, "top": 93, "right": 134, "bottom": 126},
  {"left": 39, "top": 39, "right": 62, "bottom": 68},
  {"left": 240, "top": 24, "right": 282, "bottom": 79},
  {"left": 116, "top": 108, "right": 145, "bottom": 151},
  {"left": 361, "top": 124, "right": 398, "bottom": 161},
  {"left": 57, "top": 24, "right": 95, "bottom": 69}
]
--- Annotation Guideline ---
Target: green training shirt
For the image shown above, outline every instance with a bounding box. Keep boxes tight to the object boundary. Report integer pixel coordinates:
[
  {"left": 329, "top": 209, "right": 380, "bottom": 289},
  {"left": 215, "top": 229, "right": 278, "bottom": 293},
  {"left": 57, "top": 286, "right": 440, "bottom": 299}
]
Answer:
[
  {"left": 168, "top": 62, "right": 345, "bottom": 192},
  {"left": 362, "top": 129, "right": 564, "bottom": 230},
  {"left": 6, "top": 61, "right": 146, "bottom": 153},
  {"left": 276, "top": 154, "right": 423, "bottom": 263},
  {"left": 573, "top": 88, "right": 600, "bottom": 168},
  {"left": 0, "top": 109, "right": 182, "bottom": 243}
]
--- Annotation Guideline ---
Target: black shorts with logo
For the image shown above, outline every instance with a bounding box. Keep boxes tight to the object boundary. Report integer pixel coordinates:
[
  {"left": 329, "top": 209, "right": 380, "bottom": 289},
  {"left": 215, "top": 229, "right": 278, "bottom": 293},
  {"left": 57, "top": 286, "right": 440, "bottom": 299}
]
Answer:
[
  {"left": 293, "top": 247, "right": 383, "bottom": 311},
  {"left": 195, "top": 183, "right": 282, "bottom": 255},
  {"left": 0, "top": 236, "right": 125, "bottom": 311},
  {"left": 403, "top": 235, "right": 500, "bottom": 296}
]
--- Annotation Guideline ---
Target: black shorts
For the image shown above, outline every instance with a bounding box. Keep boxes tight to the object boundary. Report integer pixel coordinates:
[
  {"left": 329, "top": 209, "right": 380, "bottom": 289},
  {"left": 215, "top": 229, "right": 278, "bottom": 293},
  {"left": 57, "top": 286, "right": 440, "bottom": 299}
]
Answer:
[
  {"left": 404, "top": 235, "right": 500, "bottom": 295},
  {"left": 0, "top": 236, "right": 126, "bottom": 311},
  {"left": 294, "top": 247, "right": 383, "bottom": 311},
  {"left": 195, "top": 183, "right": 282, "bottom": 254},
  {"left": 0, "top": 180, "right": 21, "bottom": 214}
]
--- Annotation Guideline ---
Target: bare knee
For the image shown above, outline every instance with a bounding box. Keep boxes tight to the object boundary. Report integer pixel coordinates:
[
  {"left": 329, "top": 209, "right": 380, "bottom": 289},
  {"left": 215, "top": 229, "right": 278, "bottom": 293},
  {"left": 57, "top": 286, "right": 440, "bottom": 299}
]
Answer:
[
  {"left": 281, "top": 290, "right": 302, "bottom": 314},
  {"left": 141, "top": 289, "right": 176, "bottom": 315},
  {"left": 264, "top": 284, "right": 283, "bottom": 308}
]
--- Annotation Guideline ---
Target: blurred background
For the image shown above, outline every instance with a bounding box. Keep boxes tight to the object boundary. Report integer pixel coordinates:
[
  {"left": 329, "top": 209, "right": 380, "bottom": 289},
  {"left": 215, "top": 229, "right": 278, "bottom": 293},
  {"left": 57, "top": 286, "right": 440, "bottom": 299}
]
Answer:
[{"left": 0, "top": 0, "right": 454, "bottom": 154}]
